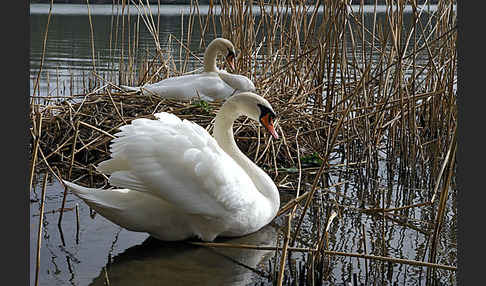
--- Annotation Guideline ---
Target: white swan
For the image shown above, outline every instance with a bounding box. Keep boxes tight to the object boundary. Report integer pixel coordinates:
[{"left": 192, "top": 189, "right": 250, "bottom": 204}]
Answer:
[
  {"left": 121, "top": 38, "right": 256, "bottom": 101},
  {"left": 63, "top": 92, "right": 280, "bottom": 242}
]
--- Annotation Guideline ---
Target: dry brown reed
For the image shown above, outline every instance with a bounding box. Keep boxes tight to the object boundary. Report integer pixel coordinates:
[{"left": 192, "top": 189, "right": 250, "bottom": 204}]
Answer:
[
  {"left": 34, "top": 172, "right": 49, "bottom": 286},
  {"left": 30, "top": 0, "right": 457, "bottom": 284}
]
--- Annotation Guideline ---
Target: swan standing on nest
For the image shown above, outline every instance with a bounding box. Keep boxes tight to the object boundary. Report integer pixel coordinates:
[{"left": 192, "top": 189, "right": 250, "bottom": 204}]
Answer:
[
  {"left": 121, "top": 38, "right": 255, "bottom": 101},
  {"left": 63, "top": 92, "right": 280, "bottom": 242}
]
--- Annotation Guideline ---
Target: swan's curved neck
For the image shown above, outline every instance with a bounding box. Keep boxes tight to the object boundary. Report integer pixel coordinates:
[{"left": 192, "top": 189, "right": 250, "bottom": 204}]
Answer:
[
  {"left": 204, "top": 41, "right": 220, "bottom": 73},
  {"left": 213, "top": 104, "right": 280, "bottom": 215}
]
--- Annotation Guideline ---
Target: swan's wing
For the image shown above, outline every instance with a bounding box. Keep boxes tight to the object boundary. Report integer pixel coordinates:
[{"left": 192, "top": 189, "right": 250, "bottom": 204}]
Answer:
[
  {"left": 119, "top": 85, "right": 142, "bottom": 93},
  {"left": 97, "top": 112, "right": 257, "bottom": 217},
  {"left": 142, "top": 73, "right": 234, "bottom": 101},
  {"left": 218, "top": 70, "right": 256, "bottom": 92}
]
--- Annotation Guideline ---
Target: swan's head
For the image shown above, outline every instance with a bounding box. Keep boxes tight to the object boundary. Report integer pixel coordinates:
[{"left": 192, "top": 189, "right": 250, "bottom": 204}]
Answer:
[
  {"left": 210, "top": 38, "right": 237, "bottom": 71},
  {"left": 225, "top": 92, "right": 279, "bottom": 139}
]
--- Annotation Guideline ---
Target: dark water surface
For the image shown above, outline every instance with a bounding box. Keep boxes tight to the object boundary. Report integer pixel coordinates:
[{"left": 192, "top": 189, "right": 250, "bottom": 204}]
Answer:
[{"left": 30, "top": 3, "right": 456, "bottom": 286}]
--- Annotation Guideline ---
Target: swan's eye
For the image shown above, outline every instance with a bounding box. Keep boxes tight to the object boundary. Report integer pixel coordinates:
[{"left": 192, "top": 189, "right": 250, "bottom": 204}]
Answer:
[
  {"left": 225, "top": 50, "right": 236, "bottom": 70},
  {"left": 258, "top": 104, "right": 276, "bottom": 120}
]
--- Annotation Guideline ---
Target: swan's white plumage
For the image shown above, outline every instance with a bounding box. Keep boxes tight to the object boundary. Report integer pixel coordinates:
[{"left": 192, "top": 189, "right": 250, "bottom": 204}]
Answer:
[
  {"left": 62, "top": 181, "right": 202, "bottom": 240},
  {"left": 64, "top": 92, "right": 279, "bottom": 242},
  {"left": 97, "top": 112, "right": 258, "bottom": 217},
  {"left": 124, "top": 73, "right": 237, "bottom": 101},
  {"left": 120, "top": 38, "right": 255, "bottom": 101}
]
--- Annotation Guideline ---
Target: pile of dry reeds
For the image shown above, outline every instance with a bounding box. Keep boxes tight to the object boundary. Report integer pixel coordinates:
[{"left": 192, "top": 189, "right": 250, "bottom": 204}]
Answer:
[{"left": 30, "top": 0, "right": 457, "bottom": 285}]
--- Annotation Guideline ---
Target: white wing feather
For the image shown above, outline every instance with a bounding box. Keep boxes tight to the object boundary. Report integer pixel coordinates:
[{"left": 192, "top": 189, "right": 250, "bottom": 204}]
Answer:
[
  {"left": 97, "top": 112, "right": 257, "bottom": 217},
  {"left": 218, "top": 70, "right": 256, "bottom": 92}
]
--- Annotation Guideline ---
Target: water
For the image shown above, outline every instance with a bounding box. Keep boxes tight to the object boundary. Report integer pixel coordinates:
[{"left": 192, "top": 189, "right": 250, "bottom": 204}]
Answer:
[
  {"left": 30, "top": 4, "right": 202, "bottom": 99},
  {"left": 30, "top": 3, "right": 456, "bottom": 286}
]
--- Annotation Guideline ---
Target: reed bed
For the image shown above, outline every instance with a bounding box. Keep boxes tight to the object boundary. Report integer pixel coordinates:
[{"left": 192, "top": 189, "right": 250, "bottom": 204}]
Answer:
[{"left": 30, "top": 0, "right": 457, "bottom": 285}]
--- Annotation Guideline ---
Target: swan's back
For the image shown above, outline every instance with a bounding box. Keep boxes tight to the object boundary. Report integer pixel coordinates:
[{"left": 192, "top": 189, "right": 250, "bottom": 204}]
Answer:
[
  {"left": 140, "top": 73, "right": 234, "bottom": 101},
  {"left": 123, "top": 71, "right": 255, "bottom": 101}
]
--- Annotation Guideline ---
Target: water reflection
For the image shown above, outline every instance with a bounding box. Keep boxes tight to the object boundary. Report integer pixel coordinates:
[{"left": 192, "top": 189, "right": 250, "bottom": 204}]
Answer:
[{"left": 90, "top": 224, "right": 277, "bottom": 286}]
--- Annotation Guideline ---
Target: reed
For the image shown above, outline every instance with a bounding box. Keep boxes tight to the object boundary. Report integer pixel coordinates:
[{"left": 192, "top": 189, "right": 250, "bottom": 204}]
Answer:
[
  {"left": 29, "top": 0, "right": 457, "bottom": 284},
  {"left": 34, "top": 172, "right": 49, "bottom": 286}
]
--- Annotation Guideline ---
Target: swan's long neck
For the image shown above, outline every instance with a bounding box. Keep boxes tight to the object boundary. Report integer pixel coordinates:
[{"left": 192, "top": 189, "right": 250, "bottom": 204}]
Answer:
[
  {"left": 213, "top": 104, "right": 280, "bottom": 216},
  {"left": 204, "top": 41, "right": 220, "bottom": 73}
]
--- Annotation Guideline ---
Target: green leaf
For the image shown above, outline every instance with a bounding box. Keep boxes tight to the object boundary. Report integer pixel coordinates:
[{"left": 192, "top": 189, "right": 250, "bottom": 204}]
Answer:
[
  {"left": 301, "top": 152, "right": 323, "bottom": 166},
  {"left": 192, "top": 100, "right": 212, "bottom": 113}
]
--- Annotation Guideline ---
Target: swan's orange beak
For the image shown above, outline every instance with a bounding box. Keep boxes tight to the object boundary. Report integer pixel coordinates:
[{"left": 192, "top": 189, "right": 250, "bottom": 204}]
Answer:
[
  {"left": 226, "top": 52, "right": 236, "bottom": 71},
  {"left": 261, "top": 113, "right": 279, "bottom": 139}
]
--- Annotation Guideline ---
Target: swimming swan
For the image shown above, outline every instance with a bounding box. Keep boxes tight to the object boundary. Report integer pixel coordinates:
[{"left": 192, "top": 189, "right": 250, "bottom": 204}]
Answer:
[
  {"left": 121, "top": 38, "right": 256, "bottom": 101},
  {"left": 63, "top": 92, "right": 280, "bottom": 242}
]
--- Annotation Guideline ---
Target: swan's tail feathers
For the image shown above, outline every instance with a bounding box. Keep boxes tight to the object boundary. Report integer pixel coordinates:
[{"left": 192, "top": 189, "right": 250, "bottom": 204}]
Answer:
[
  {"left": 62, "top": 180, "right": 122, "bottom": 211},
  {"left": 62, "top": 180, "right": 149, "bottom": 231},
  {"left": 63, "top": 180, "right": 95, "bottom": 196},
  {"left": 119, "top": 85, "right": 142, "bottom": 93},
  {"left": 63, "top": 180, "right": 102, "bottom": 205}
]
